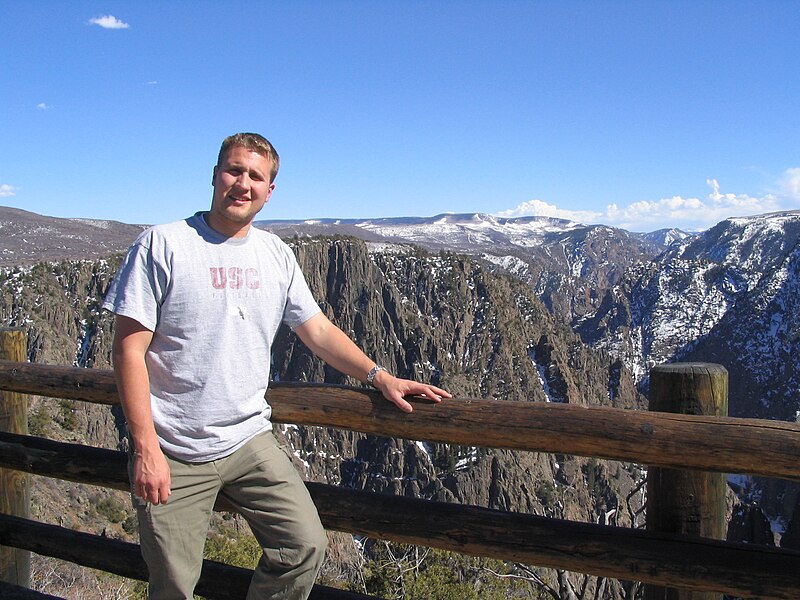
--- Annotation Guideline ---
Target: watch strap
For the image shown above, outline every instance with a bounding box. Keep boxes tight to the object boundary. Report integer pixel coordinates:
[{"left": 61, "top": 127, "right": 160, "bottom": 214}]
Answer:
[{"left": 367, "top": 365, "right": 388, "bottom": 386}]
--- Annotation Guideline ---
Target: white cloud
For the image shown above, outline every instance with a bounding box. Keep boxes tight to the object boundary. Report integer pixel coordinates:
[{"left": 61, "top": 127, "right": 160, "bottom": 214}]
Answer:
[
  {"left": 779, "top": 168, "right": 800, "bottom": 200},
  {"left": 605, "top": 183, "right": 779, "bottom": 231},
  {"left": 495, "top": 174, "right": 797, "bottom": 233},
  {"left": 0, "top": 184, "right": 17, "bottom": 198},
  {"left": 36, "top": 102, "right": 51, "bottom": 111},
  {"left": 88, "top": 15, "right": 130, "bottom": 29},
  {"left": 495, "top": 198, "right": 602, "bottom": 224}
]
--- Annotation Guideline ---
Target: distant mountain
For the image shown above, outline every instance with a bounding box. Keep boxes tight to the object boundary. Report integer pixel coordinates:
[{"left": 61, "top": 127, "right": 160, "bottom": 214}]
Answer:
[
  {"left": 258, "top": 211, "right": 674, "bottom": 255},
  {"left": 577, "top": 210, "right": 800, "bottom": 414},
  {"left": 1, "top": 206, "right": 691, "bottom": 323},
  {"left": 260, "top": 208, "right": 800, "bottom": 536},
  {"left": 0, "top": 206, "right": 145, "bottom": 266},
  {"left": 640, "top": 227, "right": 694, "bottom": 248},
  {"left": 258, "top": 213, "right": 689, "bottom": 321}
]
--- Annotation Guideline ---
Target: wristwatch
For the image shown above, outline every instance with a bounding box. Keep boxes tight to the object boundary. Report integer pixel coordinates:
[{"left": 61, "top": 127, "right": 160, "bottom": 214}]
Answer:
[{"left": 366, "top": 365, "right": 388, "bottom": 387}]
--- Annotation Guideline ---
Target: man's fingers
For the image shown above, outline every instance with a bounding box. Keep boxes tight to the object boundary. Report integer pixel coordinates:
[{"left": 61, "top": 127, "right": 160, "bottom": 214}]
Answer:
[
  {"left": 424, "top": 385, "right": 452, "bottom": 400},
  {"left": 377, "top": 376, "right": 451, "bottom": 412},
  {"left": 133, "top": 452, "right": 171, "bottom": 504},
  {"left": 390, "top": 394, "right": 414, "bottom": 413},
  {"left": 140, "top": 486, "right": 170, "bottom": 505},
  {"left": 410, "top": 385, "right": 451, "bottom": 402},
  {"left": 135, "top": 480, "right": 171, "bottom": 505}
]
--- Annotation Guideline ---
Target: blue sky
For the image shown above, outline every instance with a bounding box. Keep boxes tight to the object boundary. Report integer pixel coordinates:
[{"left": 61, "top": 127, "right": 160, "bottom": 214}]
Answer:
[{"left": 2, "top": 1, "right": 799, "bottom": 232}]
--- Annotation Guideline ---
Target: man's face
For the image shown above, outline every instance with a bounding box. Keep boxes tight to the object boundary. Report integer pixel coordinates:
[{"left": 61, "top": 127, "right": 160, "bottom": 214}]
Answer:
[{"left": 208, "top": 145, "right": 275, "bottom": 237}]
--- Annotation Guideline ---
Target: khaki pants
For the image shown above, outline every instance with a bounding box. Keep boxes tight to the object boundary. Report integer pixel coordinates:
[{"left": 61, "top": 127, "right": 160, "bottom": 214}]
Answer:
[{"left": 130, "top": 431, "right": 327, "bottom": 600}]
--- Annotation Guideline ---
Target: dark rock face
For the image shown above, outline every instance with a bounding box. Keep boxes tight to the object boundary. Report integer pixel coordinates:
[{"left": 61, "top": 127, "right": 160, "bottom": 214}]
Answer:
[
  {"left": 780, "top": 496, "right": 800, "bottom": 550},
  {"left": 269, "top": 239, "right": 645, "bottom": 524},
  {"left": 0, "top": 257, "right": 124, "bottom": 450},
  {"left": 727, "top": 504, "right": 775, "bottom": 546}
]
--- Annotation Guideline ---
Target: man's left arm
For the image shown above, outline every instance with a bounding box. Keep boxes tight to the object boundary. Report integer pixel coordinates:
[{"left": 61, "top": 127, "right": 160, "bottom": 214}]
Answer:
[{"left": 294, "top": 312, "right": 452, "bottom": 413}]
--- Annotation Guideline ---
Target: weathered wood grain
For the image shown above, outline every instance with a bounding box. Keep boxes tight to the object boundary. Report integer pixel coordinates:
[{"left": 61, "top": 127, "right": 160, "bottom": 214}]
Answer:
[
  {"left": 1, "top": 360, "right": 799, "bottom": 480},
  {"left": 0, "top": 514, "right": 378, "bottom": 600},
  {"left": 0, "top": 332, "right": 30, "bottom": 587},
  {"left": 1, "top": 435, "right": 799, "bottom": 598},
  {"left": 645, "top": 363, "right": 729, "bottom": 600}
]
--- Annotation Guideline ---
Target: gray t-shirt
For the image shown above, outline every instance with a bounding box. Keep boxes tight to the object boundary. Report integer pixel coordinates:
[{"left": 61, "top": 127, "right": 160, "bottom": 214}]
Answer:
[{"left": 102, "top": 212, "right": 321, "bottom": 462}]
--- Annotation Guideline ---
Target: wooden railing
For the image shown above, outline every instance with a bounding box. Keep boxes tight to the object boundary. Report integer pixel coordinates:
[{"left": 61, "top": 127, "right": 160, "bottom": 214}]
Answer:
[{"left": 1, "top": 341, "right": 800, "bottom": 597}]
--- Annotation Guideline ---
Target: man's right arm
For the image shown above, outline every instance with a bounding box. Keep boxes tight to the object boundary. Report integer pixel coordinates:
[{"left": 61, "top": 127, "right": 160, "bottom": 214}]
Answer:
[{"left": 112, "top": 315, "right": 171, "bottom": 505}]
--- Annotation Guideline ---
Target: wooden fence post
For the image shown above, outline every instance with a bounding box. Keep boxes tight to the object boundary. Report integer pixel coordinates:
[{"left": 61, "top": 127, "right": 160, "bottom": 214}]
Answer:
[
  {"left": 644, "top": 362, "right": 728, "bottom": 600},
  {"left": 0, "top": 328, "right": 30, "bottom": 587}
]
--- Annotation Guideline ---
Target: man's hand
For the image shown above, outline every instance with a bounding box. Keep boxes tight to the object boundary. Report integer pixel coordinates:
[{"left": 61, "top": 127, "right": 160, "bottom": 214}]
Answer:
[
  {"left": 371, "top": 369, "right": 452, "bottom": 413},
  {"left": 133, "top": 446, "right": 172, "bottom": 505}
]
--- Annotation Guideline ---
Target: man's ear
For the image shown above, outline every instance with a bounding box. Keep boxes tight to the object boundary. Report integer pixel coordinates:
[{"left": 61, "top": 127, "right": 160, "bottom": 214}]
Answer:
[{"left": 211, "top": 165, "right": 218, "bottom": 186}]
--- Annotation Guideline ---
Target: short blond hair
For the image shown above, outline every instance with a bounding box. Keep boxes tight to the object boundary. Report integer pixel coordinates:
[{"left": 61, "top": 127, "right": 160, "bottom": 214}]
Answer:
[{"left": 217, "top": 133, "right": 280, "bottom": 183}]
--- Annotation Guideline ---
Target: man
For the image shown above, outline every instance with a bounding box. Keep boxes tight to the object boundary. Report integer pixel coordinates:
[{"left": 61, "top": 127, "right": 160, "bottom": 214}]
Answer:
[{"left": 103, "top": 132, "right": 451, "bottom": 600}]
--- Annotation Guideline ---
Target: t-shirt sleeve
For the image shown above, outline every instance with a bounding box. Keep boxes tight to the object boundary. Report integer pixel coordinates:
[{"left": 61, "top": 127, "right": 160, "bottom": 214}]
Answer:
[
  {"left": 102, "top": 235, "right": 166, "bottom": 332},
  {"left": 280, "top": 247, "right": 322, "bottom": 329}
]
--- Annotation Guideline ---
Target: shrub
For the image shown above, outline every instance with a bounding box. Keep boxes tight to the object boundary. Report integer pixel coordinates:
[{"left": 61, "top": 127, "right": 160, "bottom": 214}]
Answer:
[
  {"left": 95, "top": 495, "right": 128, "bottom": 523},
  {"left": 122, "top": 514, "right": 138, "bottom": 534},
  {"left": 204, "top": 525, "right": 261, "bottom": 569},
  {"left": 58, "top": 399, "right": 77, "bottom": 431},
  {"left": 28, "top": 405, "right": 50, "bottom": 436}
]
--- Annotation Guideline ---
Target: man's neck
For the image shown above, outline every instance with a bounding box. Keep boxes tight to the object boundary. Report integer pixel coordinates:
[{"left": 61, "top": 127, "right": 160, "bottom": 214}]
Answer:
[{"left": 203, "top": 212, "right": 251, "bottom": 238}]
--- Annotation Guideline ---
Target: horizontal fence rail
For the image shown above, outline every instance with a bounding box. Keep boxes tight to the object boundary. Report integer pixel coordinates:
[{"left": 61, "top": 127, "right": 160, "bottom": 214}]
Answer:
[
  {"left": 2, "top": 431, "right": 800, "bottom": 598},
  {"left": 2, "top": 359, "right": 800, "bottom": 598},
  {"left": 0, "top": 580, "right": 63, "bottom": 600},
  {"left": 1, "top": 360, "right": 800, "bottom": 481},
  {"left": 0, "top": 514, "right": 371, "bottom": 600}
]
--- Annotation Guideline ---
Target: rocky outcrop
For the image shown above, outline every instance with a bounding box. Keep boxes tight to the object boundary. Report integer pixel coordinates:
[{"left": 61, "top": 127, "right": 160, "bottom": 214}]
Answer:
[
  {"left": 0, "top": 258, "right": 124, "bottom": 450},
  {"left": 575, "top": 211, "right": 800, "bottom": 540},
  {"left": 278, "top": 237, "right": 646, "bottom": 597},
  {"left": 727, "top": 504, "right": 775, "bottom": 546}
]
